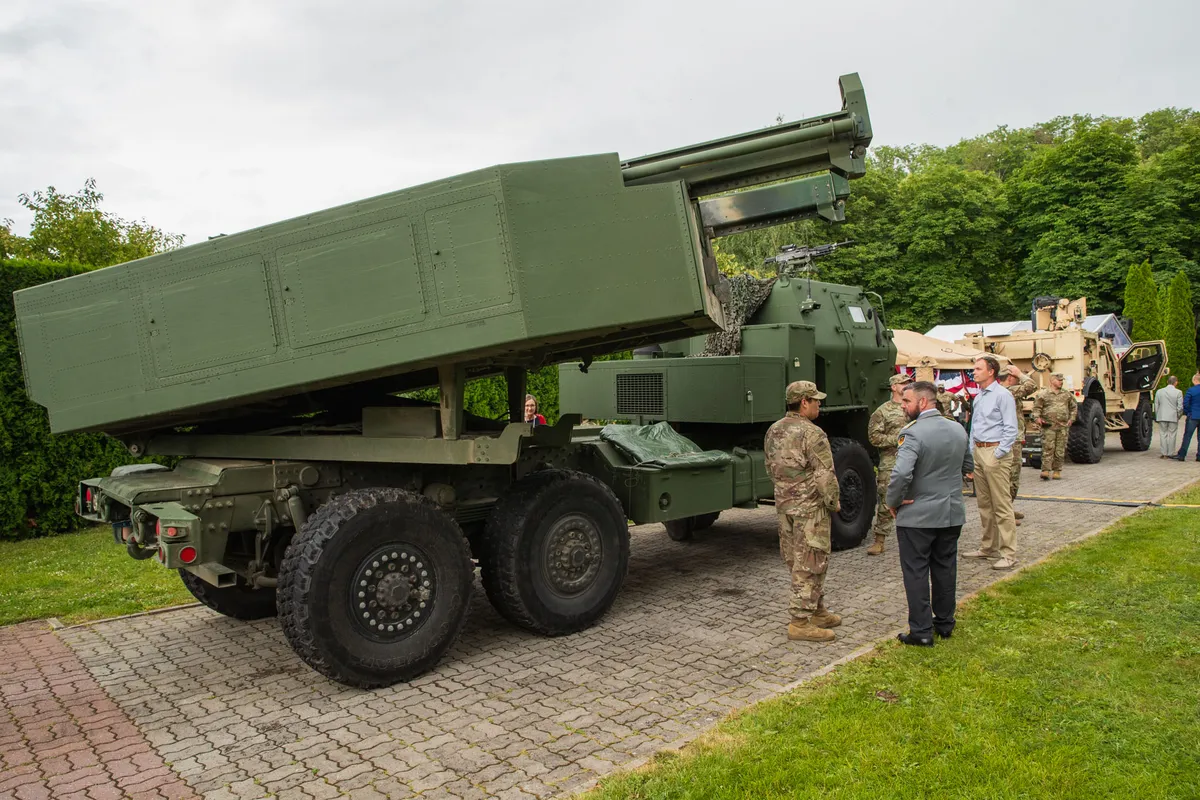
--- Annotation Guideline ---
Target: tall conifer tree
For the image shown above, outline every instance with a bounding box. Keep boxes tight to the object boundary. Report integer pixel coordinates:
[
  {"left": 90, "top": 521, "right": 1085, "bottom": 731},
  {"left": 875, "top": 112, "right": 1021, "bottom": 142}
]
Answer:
[
  {"left": 1122, "top": 260, "right": 1162, "bottom": 342},
  {"left": 1164, "top": 271, "right": 1197, "bottom": 382}
]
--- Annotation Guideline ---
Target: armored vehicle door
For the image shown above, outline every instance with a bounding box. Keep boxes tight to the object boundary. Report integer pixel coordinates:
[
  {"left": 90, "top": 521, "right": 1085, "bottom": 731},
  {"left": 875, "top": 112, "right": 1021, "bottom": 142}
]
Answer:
[{"left": 1119, "top": 341, "right": 1167, "bottom": 393}]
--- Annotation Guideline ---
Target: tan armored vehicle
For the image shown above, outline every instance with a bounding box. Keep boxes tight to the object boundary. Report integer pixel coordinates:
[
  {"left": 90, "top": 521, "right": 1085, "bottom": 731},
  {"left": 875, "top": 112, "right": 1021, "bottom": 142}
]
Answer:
[{"left": 957, "top": 297, "right": 1167, "bottom": 465}]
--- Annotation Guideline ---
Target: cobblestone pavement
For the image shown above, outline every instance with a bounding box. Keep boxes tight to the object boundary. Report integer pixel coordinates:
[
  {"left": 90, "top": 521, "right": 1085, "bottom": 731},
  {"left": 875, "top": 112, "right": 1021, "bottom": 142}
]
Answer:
[{"left": 2, "top": 438, "right": 1197, "bottom": 800}]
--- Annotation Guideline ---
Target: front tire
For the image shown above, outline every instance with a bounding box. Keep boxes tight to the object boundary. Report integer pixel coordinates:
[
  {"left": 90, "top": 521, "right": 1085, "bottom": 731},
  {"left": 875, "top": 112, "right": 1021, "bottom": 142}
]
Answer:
[
  {"left": 829, "top": 437, "right": 874, "bottom": 551},
  {"left": 480, "top": 470, "right": 629, "bottom": 635},
  {"left": 276, "top": 488, "right": 473, "bottom": 689},
  {"left": 179, "top": 570, "right": 277, "bottom": 620},
  {"left": 1067, "top": 398, "right": 1105, "bottom": 464},
  {"left": 1119, "top": 394, "right": 1153, "bottom": 452}
]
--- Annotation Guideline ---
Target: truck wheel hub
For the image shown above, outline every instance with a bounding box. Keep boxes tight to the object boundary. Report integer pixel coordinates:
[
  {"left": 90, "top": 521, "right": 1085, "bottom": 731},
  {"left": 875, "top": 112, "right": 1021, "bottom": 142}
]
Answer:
[
  {"left": 543, "top": 515, "right": 602, "bottom": 595},
  {"left": 351, "top": 545, "right": 434, "bottom": 639}
]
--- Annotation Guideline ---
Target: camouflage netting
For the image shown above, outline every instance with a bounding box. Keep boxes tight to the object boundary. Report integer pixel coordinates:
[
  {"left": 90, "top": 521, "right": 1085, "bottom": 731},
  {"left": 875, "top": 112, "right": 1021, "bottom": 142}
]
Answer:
[{"left": 695, "top": 272, "right": 776, "bottom": 357}]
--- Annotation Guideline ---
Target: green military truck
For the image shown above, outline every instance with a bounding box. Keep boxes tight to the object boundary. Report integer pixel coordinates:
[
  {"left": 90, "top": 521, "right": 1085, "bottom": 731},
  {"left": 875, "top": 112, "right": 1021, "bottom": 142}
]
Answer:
[{"left": 13, "top": 74, "right": 884, "bottom": 688}]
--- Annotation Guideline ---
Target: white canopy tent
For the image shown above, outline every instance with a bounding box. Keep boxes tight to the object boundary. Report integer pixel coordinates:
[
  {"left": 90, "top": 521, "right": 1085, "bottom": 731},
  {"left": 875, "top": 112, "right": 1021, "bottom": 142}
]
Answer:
[{"left": 925, "top": 314, "right": 1134, "bottom": 357}]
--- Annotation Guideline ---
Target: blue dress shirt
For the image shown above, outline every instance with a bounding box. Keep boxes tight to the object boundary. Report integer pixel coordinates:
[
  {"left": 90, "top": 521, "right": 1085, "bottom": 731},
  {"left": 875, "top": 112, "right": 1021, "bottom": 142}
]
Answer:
[{"left": 970, "top": 380, "right": 1018, "bottom": 458}]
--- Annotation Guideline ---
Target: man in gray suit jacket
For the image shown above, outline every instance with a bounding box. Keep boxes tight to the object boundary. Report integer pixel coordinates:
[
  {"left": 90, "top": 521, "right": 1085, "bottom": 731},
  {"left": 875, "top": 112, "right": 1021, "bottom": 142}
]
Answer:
[{"left": 887, "top": 381, "right": 975, "bottom": 646}]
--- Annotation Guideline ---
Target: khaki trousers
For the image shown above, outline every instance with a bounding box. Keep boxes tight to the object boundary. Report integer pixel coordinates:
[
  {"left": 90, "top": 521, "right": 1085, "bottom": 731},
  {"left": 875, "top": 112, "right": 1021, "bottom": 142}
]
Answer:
[{"left": 974, "top": 445, "right": 1017, "bottom": 558}]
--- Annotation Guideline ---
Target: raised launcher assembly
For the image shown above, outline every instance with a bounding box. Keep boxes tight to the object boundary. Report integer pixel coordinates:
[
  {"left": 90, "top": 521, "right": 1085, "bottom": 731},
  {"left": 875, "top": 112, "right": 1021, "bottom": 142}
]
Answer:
[{"left": 14, "top": 74, "right": 874, "bottom": 689}]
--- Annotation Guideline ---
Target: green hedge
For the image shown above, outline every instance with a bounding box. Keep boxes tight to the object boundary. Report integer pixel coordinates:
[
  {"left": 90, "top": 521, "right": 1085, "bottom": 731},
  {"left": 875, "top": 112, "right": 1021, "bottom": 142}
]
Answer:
[{"left": 1, "top": 259, "right": 146, "bottom": 539}]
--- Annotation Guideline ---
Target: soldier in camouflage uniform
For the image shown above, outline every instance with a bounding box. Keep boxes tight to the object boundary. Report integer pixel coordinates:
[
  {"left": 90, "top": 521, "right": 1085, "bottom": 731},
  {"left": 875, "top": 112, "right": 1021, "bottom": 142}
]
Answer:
[
  {"left": 866, "top": 373, "right": 913, "bottom": 555},
  {"left": 1032, "top": 373, "right": 1077, "bottom": 480},
  {"left": 764, "top": 381, "right": 843, "bottom": 643},
  {"left": 1000, "top": 365, "right": 1038, "bottom": 524}
]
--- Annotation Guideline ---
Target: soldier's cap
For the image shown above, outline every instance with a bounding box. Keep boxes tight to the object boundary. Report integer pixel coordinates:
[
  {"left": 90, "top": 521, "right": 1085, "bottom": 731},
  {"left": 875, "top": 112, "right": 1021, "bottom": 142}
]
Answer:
[
  {"left": 1051, "top": 372, "right": 1065, "bottom": 380},
  {"left": 998, "top": 365, "right": 1015, "bottom": 378},
  {"left": 889, "top": 373, "right": 914, "bottom": 386},
  {"left": 786, "top": 380, "right": 827, "bottom": 403}
]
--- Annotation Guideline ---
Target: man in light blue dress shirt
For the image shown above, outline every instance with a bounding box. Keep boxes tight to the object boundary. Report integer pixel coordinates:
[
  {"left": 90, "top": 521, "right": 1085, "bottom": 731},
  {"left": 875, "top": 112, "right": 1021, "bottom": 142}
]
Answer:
[{"left": 962, "top": 355, "right": 1020, "bottom": 570}]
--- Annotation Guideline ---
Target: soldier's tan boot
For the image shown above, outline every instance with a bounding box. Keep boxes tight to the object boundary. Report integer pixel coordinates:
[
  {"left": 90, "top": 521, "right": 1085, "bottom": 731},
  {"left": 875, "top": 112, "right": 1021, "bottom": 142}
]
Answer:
[
  {"left": 810, "top": 606, "right": 842, "bottom": 628},
  {"left": 866, "top": 534, "right": 886, "bottom": 555},
  {"left": 788, "top": 618, "right": 836, "bottom": 642},
  {"left": 1040, "top": 471, "right": 1050, "bottom": 481},
  {"left": 1052, "top": 471, "right": 1062, "bottom": 480}
]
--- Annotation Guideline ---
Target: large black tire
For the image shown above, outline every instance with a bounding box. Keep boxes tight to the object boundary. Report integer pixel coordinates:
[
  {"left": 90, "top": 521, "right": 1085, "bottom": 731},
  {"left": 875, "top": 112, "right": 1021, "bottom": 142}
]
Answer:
[
  {"left": 179, "top": 570, "right": 277, "bottom": 620},
  {"left": 829, "top": 437, "right": 874, "bottom": 551},
  {"left": 276, "top": 488, "right": 473, "bottom": 689},
  {"left": 663, "top": 512, "right": 720, "bottom": 542},
  {"left": 479, "top": 469, "right": 629, "bottom": 635},
  {"left": 1067, "top": 398, "right": 1105, "bottom": 464},
  {"left": 1119, "top": 394, "right": 1153, "bottom": 452}
]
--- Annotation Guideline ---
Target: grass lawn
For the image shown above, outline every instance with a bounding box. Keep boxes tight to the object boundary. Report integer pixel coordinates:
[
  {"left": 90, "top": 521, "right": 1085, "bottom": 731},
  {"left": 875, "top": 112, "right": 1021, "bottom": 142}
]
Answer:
[
  {"left": 0, "top": 526, "right": 194, "bottom": 626},
  {"left": 589, "top": 483, "right": 1200, "bottom": 800}
]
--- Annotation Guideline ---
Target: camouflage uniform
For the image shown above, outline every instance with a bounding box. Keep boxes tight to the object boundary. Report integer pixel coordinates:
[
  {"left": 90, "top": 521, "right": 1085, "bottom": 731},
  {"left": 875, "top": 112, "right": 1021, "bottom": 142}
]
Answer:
[
  {"left": 936, "top": 390, "right": 956, "bottom": 420},
  {"left": 1032, "top": 376, "right": 1078, "bottom": 476},
  {"left": 1004, "top": 372, "right": 1039, "bottom": 499},
  {"left": 867, "top": 375, "right": 912, "bottom": 547},
  {"left": 765, "top": 382, "right": 841, "bottom": 622}
]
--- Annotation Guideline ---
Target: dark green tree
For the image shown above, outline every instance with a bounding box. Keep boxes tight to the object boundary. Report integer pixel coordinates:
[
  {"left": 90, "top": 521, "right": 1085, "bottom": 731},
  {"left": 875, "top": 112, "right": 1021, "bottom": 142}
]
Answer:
[
  {"left": 1164, "top": 270, "right": 1197, "bottom": 381},
  {"left": 1122, "top": 260, "right": 1163, "bottom": 342}
]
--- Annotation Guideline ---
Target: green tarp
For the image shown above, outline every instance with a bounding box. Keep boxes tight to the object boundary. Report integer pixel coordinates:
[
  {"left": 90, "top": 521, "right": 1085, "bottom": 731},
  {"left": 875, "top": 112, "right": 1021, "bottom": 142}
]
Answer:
[{"left": 599, "top": 422, "right": 732, "bottom": 470}]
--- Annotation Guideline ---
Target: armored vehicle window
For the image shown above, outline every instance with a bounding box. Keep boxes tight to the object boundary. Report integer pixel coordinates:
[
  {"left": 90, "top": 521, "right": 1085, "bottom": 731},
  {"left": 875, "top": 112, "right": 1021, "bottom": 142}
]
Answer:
[{"left": 848, "top": 306, "right": 868, "bottom": 324}]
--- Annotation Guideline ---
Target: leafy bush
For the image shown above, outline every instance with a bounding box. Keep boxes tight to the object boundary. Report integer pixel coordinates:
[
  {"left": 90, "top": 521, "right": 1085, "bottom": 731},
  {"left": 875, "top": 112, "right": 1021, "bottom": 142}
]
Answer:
[{"left": 0, "top": 259, "right": 146, "bottom": 539}]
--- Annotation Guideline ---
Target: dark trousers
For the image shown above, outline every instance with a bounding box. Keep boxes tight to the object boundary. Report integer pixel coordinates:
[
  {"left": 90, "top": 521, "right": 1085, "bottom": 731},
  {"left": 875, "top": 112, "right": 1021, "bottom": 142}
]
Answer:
[
  {"left": 896, "top": 525, "right": 962, "bottom": 637},
  {"left": 1177, "top": 418, "right": 1200, "bottom": 460}
]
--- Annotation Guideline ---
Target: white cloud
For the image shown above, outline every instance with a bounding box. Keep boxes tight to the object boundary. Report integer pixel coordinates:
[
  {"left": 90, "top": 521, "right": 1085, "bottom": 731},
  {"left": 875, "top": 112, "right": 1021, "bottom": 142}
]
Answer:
[{"left": 2, "top": 0, "right": 1198, "bottom": 245}]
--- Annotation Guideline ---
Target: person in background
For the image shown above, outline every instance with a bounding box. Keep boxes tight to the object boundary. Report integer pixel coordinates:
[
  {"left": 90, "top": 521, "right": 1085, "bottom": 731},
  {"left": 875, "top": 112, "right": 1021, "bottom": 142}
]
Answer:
[
  {"left": 999, "top": 365, "right": 1038, "bottom": 525},
  {"left": 1155, "top": 376, "right": 1184, "bottom": 459},
  {"left": 866, "top": 373, "right": 914, "bottom": 556},
  {"left": 887, "top": 381, "right": 973, "bottom": 646},
  {"left": 1174, "top": 373, "right": 1200, "bottom": 462},
  {"left": 1032, "top": 374, "right": 1077, "bottom": 480},
  {"left": 524, "top": 394, "right": 547, "bottom": 427}
]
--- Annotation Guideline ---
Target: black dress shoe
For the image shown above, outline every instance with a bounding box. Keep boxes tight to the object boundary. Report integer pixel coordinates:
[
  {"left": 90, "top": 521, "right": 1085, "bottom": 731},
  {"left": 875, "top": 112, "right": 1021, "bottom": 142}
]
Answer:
[
  {"left": 935, "top": 629, "right": 953, "bottom": 640},
  {"left": 897, "top": 632, "right": 934, "bottom": 647}
]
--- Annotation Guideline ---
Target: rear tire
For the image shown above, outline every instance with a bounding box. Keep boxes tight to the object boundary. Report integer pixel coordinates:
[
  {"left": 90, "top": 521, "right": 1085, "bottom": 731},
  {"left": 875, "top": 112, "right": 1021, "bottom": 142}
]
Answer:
[
  {"left": 1119, "top": 394, "right": 1153, "bottom": 452},
  {"left": 480, "top": 470, "right": 629, "bottom": 635},
  {"left": 179, "top": 570, "right": 277, "bottom": 620},
  {"left": 1067, "top": 398, "right": 1105, "bottom": 464},
  {"left": 664, "top": 512, "right": 720, "bottom": 542},
  {"left": 276, "top": 488, "right": 473, "bottom": 689},
  {"left": 829, "top": 437, "right": 874, "bottom": 551}
]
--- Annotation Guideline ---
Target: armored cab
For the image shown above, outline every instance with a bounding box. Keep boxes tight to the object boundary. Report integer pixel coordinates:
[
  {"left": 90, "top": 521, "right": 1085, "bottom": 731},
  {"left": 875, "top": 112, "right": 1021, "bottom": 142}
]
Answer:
[
  {"left": 14, "top": 74, "right": 874, "bottom": 688},
  {"left": 560, "top": 267, "right": 895, "bottom": 550}
]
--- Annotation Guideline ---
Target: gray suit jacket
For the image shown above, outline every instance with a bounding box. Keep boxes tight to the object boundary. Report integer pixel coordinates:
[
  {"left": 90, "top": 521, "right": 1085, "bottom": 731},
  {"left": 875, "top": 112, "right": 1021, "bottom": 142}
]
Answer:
[
  {"left": 1154, "top": 385, "right": 1183, "bottom": 422},
  {"left": 886, "top": 409, "right": 973, "bottom": 528}
]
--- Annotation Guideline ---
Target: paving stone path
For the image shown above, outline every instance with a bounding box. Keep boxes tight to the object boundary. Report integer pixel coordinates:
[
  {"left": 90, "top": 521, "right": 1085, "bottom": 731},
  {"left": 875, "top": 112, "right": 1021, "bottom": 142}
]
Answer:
[{"left": 2, "top": 438, "right": 1196, "bottom": 799}]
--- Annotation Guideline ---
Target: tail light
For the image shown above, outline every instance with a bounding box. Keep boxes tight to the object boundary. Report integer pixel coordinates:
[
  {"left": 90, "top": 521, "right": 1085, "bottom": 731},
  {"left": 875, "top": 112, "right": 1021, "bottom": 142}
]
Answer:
[{"left": 179, "top": 546, "right": 198, "bottom": 564}]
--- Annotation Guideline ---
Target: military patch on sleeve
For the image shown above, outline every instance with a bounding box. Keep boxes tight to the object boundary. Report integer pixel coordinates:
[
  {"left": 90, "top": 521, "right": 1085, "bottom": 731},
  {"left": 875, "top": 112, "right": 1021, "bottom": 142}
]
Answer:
[{"left": 897, "top": 435, "right": 905, "bottom": 447}]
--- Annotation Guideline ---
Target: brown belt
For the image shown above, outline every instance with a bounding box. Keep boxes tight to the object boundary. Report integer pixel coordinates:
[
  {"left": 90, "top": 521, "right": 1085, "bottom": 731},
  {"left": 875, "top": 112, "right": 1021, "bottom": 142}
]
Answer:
[{"left": 974, "top": 441, "right": 999, "bottom": 447}]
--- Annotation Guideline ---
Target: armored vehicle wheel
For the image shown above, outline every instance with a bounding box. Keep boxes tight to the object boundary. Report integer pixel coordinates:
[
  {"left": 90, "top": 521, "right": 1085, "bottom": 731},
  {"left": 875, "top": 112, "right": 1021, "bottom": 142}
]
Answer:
[
  {"left": 663, "top": 512, "right": 719, "bottom": 542},
  {"left": 829, "top": 437, "right": 874, "bottom": 551},
  {"left": 276, "top": 488, "right": 473, "bottom": 689},
  {"left": 480, "top": 470, "right": 629, "bottom": 635},
  {"left": 1119, "top": 395, "right": 1153, "bottom": 452},
  {"left": 1067, "top": 398, "right": 1105, "bottom": 464},
  {"left": 179, "top": 570, "right": 277, "bottom": 620}
]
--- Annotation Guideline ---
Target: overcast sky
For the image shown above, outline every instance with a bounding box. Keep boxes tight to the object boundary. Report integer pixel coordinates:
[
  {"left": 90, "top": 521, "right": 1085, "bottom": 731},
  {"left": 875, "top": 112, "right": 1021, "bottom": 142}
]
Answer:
[{"left": 2, "top": 0, "right": 1198, "bottom": 247}]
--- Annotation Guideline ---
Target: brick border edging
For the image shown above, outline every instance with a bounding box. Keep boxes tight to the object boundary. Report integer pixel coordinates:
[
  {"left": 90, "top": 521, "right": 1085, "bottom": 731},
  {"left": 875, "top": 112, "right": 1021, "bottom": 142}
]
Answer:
[{"left": 557, "top": 475, "right": 1200, "bottom": 799}]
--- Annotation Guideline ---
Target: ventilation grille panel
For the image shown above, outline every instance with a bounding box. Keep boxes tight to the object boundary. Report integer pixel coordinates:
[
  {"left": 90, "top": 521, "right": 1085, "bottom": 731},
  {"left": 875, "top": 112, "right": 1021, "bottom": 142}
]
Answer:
[{"left": 616, "top": 372, "right": 665, "bottom": 416}]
